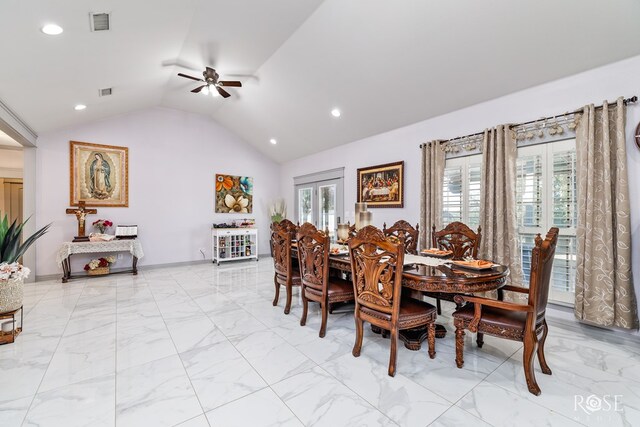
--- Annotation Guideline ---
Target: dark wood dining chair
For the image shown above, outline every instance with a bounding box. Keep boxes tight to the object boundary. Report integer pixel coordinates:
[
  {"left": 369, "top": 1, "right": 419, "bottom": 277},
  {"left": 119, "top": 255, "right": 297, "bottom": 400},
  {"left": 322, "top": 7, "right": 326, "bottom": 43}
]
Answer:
[
  {"left": 430, "top": 221, "right": 482, "bottom": 314},
  {"left": 271, "top": 221, "right": 300, "bottom": 314},
  {"left": 383, "top": 220, "right": 419, "bottom": 255},
  {"left": 277, "top": 218, "right": 298, "bottom": 235},
  {"left": 452, "top": 227, "right": 559, "bottom": 396},
  {"left": 348, "top": 222, "right": 357, "bottom": 239},
  {"left": 432, "top": 221, "right": 481, "bottom": 260},
  {"left": 349, "top": 225, "right": 437, "bottom": 377},
  {"left": 296, "top": 223, "right": 354, "bottom": 337}
]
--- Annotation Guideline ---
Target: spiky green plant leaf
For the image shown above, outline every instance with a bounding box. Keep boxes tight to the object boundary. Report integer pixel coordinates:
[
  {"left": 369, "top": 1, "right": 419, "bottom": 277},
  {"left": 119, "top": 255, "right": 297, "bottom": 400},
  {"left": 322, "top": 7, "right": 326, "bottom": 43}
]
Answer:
[{"left": 0, "top": 213, "right": 50, "bottom": 264}]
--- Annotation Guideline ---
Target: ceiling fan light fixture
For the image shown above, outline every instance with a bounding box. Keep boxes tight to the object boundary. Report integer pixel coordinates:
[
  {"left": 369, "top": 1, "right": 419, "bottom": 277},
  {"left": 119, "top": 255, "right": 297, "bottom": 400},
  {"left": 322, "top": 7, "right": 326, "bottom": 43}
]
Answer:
[
  {"left": 201, "top": 86, "right": 209, "bottom": 95},
  {"left": 210, "top": 85, "right": 219, "bottom": 97}
]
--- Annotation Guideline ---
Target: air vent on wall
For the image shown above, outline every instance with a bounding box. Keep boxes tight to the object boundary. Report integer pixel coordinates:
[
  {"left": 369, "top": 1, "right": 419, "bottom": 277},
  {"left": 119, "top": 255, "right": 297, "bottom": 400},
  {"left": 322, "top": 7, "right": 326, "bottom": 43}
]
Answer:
[
  {"left": 99, "top": 88, "right": 112, "bottom": 97},
  {"left": 90, "top": 13, "right": 110, "bottom": 31}
]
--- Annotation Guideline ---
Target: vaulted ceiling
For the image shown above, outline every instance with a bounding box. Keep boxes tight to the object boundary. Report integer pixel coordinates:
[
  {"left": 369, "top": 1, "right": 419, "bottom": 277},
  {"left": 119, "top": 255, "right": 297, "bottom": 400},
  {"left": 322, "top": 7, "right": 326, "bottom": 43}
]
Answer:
[{"left": 1, "top": 0, "right": 640, "bottom": 162}]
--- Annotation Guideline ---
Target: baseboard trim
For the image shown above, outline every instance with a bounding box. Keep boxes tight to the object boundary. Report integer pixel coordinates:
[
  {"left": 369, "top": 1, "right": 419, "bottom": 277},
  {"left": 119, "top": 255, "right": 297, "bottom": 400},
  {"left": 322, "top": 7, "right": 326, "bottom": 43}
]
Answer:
[{"left": 546, "top": 311, "right": 640, "bottom": 345}]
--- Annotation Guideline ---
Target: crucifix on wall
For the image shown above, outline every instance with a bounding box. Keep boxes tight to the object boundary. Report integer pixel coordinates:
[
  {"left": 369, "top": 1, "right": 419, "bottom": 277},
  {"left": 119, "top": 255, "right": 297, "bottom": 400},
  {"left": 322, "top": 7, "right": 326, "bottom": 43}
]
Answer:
[{"left": 65, "top": 201, "right": 97, "bottom": 242}]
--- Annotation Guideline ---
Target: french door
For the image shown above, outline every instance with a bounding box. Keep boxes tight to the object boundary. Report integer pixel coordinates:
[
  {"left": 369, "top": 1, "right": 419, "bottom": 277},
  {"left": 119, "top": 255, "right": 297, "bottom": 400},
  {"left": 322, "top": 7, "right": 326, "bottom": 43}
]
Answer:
[{"left": 295, "top": 178, "right": 344, "bottom": 239}]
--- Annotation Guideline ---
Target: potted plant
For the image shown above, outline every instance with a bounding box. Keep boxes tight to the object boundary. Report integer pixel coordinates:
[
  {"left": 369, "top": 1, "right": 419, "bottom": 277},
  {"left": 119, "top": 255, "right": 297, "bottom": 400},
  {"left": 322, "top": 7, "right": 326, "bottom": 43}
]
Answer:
[
  {"left": 269, "top": 199, "right": 287, "bottom": 224},
  {"left": 0, "top": 213, "right": 50, "bottom": 313}
]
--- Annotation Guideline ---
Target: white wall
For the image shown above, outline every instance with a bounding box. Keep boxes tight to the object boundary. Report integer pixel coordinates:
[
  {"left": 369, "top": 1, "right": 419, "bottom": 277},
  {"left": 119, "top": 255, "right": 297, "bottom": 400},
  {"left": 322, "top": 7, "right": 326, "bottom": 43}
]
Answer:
[
  {"left": 280, "top": 54, "right": 640, "bottom": 326},
  {"left": 35, "top": 107, "right": 280, "bottom": 276}
]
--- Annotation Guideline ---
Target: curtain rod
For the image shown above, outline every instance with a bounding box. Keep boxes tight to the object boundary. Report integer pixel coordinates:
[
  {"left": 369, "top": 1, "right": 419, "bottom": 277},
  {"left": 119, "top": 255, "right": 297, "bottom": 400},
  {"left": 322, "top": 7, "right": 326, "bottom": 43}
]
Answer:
[{"left": 419, "top": 95, "right": 637, "bottom": 148}]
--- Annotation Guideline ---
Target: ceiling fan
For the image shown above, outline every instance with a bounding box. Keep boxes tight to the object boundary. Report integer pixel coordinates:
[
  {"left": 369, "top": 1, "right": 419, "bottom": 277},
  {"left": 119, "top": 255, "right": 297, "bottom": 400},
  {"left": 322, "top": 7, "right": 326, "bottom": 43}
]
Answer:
[{"left": 177, "top": 67, "right": 242, "bottom": 98}]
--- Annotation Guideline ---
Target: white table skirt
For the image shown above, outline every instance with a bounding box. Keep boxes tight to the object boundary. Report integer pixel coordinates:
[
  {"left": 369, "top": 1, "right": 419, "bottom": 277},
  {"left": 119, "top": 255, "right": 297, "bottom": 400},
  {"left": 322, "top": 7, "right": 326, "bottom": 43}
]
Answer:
[{"left": 56, "top": 240, "right": 144, "bottom": 268}]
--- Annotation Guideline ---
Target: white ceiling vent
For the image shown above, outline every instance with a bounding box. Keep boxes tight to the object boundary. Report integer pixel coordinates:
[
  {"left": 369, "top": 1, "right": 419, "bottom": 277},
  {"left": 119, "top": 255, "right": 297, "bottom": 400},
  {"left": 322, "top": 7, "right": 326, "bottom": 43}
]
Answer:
[
  {"left": 90, "top": 13, "right": 110, "bottom": 31},
  {"left": 99, "top": 88, "right": 112, "bottom": 97}
]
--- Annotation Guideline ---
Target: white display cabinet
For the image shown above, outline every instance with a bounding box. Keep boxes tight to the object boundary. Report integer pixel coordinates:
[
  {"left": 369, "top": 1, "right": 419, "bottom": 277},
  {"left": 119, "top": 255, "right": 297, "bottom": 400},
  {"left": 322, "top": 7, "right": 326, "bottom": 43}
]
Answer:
[{"left": 212, "top": 228, "right": 258, "bottom": 265}]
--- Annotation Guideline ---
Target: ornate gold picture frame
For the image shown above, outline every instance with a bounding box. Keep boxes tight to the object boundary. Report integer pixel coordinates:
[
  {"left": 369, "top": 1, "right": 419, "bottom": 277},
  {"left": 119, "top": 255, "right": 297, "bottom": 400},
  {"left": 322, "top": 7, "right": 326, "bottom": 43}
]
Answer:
[
  {"left": 357, "top": 161, "right": 404, "bottom": 208},
  {"left": 70, "top": 141, "right": 129, "bottom": 207}
]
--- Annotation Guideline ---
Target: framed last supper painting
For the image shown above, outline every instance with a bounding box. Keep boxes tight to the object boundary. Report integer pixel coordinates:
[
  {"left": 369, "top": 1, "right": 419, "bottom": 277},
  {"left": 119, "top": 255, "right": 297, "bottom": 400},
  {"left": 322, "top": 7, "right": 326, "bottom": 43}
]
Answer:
[{"left": 70, "top": 141, "right": 129, "bottom": 207}]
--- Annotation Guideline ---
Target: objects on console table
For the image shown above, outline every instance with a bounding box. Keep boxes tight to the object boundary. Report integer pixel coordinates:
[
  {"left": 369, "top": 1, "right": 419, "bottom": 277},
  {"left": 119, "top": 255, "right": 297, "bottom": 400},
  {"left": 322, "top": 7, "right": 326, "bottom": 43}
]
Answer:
[
  {"left": 65, "top": 201, "right": 97, "bottom": 242},
  {"left": 115, "top": 225, "right": 138, "bottom": 240},
  {"left": 89, "top": 233, "right": 116, "bottom": 242},
  {"left": 92, "top": 219, "right": 113, "bottom": 234},
  {"left": 57, "top": 239, "right": 144, "bottom": 283}
]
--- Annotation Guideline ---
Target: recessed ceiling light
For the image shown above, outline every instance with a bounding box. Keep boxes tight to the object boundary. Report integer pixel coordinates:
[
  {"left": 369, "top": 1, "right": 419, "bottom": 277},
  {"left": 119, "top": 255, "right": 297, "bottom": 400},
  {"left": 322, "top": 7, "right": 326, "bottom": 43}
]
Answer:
[
  {"left": 42, "top": 24, "right": 63, "bottom": 35},
  {"left": 331, "top": 108, "right": 341, "bottom": 118},
  {"left": 74, "top": 104, "right": 87, "bottom": 111},
  {"left": 269, "top": 138, "right": 277, "bottom": 145}
]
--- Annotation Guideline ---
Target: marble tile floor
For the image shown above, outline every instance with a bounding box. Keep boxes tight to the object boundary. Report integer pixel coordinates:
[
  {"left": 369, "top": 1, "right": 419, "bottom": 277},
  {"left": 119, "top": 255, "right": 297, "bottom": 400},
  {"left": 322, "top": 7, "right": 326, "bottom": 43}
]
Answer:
[{"left": 1, "top": 259, "right": 639, "bottom": 427}]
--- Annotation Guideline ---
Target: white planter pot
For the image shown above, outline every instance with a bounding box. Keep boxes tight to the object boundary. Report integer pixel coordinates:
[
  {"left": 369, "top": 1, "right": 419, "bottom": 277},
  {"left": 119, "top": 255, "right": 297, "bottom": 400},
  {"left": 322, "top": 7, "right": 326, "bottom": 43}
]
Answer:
[{"left": 0, "top": 277, "right": 24, "bottom": 313}]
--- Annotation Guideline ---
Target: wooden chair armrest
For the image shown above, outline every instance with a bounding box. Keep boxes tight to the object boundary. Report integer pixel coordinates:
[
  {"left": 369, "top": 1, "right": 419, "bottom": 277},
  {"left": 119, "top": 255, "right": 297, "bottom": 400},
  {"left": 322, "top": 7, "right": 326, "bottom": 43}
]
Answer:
[
  {"left": 454, "top": 295, "right": 533, "bottom": 333},
  {"left": 456, "top": 295, "right": 533, "bottom": 312},
  {"left": 502, "top": 285, "right": 530, "bottom": 294}
]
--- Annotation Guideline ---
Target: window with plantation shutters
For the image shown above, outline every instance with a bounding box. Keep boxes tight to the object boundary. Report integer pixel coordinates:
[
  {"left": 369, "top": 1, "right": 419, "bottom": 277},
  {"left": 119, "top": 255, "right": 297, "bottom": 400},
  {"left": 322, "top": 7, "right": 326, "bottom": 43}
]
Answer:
[
  {"left": 443, "top": 139, "right": 578, "bottom": 305},
  {"left": 517, "top": 139, "right": 577, "bottom": 304},
  {"left": 442, "top": 155, "right": 481, "bottom": 229},
  {"left": 442, "top": 166, "right": 463, "bottom": 224}
]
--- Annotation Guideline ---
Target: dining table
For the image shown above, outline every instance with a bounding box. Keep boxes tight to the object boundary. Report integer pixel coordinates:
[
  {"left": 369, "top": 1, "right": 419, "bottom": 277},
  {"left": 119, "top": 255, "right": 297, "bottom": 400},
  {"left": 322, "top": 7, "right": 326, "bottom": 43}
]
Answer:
[{"left": 292, "top": 245, "right": 510, "bottom": 351}]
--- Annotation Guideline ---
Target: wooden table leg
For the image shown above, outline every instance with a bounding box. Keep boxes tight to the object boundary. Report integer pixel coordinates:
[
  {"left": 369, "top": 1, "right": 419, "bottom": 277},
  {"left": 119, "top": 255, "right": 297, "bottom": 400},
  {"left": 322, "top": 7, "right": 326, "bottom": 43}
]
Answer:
[
  {"left": 132, "top": 256, "right": 138, "bottom": 275},
  {"left": 62, "top": 256, "right": 71, "bottom": 283}
]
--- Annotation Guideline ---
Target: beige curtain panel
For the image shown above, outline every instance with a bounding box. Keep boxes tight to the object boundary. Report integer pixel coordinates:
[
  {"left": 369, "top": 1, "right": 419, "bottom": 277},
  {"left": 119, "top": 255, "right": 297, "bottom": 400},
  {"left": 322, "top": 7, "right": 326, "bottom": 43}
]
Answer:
[
  {"left": 575, "top": 97, "right": 638, "bottom": 329},
  {"left": 419, "top": 141, "right": 445, "bottom": 250},
  {"left": 479, "top": 125, "right": 523, "bottom": 290}
]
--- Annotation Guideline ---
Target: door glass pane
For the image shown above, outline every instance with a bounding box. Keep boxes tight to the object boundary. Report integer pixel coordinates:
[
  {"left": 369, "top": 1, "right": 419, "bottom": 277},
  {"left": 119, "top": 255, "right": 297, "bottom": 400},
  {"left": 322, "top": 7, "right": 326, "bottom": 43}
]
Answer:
[
  {"left": 298, "top": 187, "right": 313, "bottom": 224},
  {"left": 318, "top": 184, "right": 336, "bottom": 238}
]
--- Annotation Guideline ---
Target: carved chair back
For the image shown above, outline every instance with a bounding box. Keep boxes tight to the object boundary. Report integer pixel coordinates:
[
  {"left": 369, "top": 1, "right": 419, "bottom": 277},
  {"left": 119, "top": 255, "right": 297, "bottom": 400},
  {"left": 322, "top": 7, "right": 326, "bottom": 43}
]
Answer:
[
  {"left": 348, "top": 223, "right": 357, "bottom": 239},
  {"left": 527, "top": 228, "right": 559, "bottom": 322},
  {"left": 271, "top": 225, "right": 294, "bottom": 279},
  {"left": 432, "top": 222, "right": 481, "bottom": 260},
  {"left": 296, "top": 223, "right": 330, "bottom": 295},
  {"left": 383, "top": 220, "right": 419, "bottom": 254},
  {"left": 348, "top": 226, "right": 405, "bottom": 319},
  {"left": 277, "top": 219, "right": 298, "bottom": 235}
]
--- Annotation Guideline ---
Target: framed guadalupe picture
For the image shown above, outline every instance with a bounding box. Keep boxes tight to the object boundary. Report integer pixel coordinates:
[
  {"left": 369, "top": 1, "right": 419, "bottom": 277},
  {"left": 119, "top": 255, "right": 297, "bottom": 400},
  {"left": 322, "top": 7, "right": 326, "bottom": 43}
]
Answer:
[
  {"left": 215, "top": 174, "right": 253, "bottom": 213},
  {"left": 70, "top": 141, "right": 129, "bottom": 207},
  {"left": 357, "top": 161, "right": 404, "bottom": 208}
]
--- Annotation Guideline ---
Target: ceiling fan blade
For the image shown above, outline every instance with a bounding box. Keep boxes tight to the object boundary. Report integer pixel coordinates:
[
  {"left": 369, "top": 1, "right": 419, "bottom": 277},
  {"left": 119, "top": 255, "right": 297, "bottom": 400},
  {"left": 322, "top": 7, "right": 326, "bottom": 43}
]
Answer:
[
  {"left": 216, "top": 86, "right": 231, "bottom": 98},
  {"left": 178, "top": 73, "right": 204, "bottom": 82},
  {"left": 219, "top": 81, "right": 242, "bottom": 87},
  {"left": 191, "top": 85, "right": 206, "bottom": 93}
]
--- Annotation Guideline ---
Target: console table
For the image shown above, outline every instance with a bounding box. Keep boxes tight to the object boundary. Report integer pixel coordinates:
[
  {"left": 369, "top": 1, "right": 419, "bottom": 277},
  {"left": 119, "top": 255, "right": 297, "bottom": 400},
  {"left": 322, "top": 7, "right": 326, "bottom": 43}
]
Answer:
[{"left": 56, "top": 240, "right": 144, "bottom": 283}]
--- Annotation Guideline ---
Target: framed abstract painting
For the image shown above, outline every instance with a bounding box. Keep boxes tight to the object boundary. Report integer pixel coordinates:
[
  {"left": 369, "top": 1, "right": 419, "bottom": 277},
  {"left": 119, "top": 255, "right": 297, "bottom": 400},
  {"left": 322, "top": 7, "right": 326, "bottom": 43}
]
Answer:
[
  {"left": 357, "top": 161, "right": 404, "bottom": 208},
  {"left": 215, "top": 174, "right": 253, "bottom": 213},
  {"left": 70, "top": 141, "right": 129, "bottom": 207}
]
